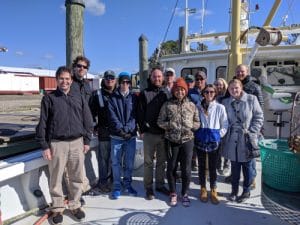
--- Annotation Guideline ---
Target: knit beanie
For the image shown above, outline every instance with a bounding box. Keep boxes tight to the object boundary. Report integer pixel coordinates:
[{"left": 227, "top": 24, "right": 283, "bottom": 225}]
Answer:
[
  {"left": 172, "top": 77, "right": 188, "bottom": 95},
  {"left": 118, "top": 71, "right": 131, "bottom": 84}
]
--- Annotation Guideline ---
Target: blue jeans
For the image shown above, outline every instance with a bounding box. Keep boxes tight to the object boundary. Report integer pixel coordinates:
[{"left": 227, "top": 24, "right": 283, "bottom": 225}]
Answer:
[
  {"left": 231, "top": 160, "right": 253, "bottom": 194},
  {"left": 111, "top": 137, "right": 136, "bottom": 191},
  {"left": 97, "top": 141, "right": 112, "bottom": 186},
  {"left": 250, "top": 158, "right": 257, "bottom": 178}
]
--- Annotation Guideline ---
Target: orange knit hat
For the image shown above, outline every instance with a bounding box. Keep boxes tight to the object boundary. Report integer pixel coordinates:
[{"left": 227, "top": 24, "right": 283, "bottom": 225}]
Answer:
[{"left": 172, "top": 77, "right": 188, "bottom": 96}]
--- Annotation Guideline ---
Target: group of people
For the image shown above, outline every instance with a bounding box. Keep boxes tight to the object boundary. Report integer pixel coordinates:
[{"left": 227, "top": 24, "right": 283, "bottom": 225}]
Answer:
[{"left": 36, "top": 57, "right": 264, "bottom": 224}]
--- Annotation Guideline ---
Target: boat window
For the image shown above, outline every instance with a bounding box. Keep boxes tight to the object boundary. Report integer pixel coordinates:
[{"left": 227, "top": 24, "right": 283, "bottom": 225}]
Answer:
[
  {"left": 181, "top": 67, "right": 207, "bottom": 77},
  {"left": 266, "top": 66, "right": 300, "bottom": 86},
  {"left": 216, "top": 66, "right": 227, "bottom": 80}
]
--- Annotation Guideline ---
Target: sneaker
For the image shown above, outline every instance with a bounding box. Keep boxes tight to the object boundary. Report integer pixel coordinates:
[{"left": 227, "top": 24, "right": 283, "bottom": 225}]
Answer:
[
  {"left": 228, "top": 192, "right": 237, "bottom": 202},
  {"left": 124, "top": 186, "right": 138, "bottom": 196},
  {"left": 111, "top": 190, "right": 121, "bottom": 200},
  {"left": 146, "top": 188, "right": 155, "bottom": 200},
  {"left": 237, "top": 192, "right": 250, "bottom": 203},
  {"left": 70, "top": 208, "right": 85, "bottom": 220},
  {"left": 182, "top": 195, "right": 190, "bottom": 207},
  {"left": 82, "top": 188, "right": 101, "bottom": 196},
  {"left": 169, "top": 193, "right": 177, "bottom": 207},
  {"left": 99, "top": 184, "right": 112, "bottom": 193},
  {"left": 51, "top": 212, "right": 63, "bottom": 225},
  {"left": 155, "top": 186, "right": 170, "bottom": 196}
]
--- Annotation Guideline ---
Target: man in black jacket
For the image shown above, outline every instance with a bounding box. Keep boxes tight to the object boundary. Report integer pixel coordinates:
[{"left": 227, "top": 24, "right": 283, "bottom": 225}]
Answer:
[
  {"left": 137, "top": 66, "right": 169, "bottom": 200},
  {"left": 36, "top": 66, "right": 93, "bottom": 224},
  {"left": 90, "top": 70, "right": 117, "bottom": 193}
]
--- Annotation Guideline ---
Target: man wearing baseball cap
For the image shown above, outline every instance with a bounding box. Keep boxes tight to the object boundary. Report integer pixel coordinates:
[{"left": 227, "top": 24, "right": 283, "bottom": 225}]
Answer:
[
  {"left": 164, "top": 68, "right": 176, "bottom": 99},
  {"left": 90, "top": 70, "right": 117, "bottom": 193}
]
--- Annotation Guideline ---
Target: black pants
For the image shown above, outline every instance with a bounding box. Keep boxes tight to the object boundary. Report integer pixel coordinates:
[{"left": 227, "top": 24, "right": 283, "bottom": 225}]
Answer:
[
  {"left": 166, "top": 139, "right": 194, "bottom": 196},
  {"left": 197, "top": 150, "right": 218, "bottom": 189}
]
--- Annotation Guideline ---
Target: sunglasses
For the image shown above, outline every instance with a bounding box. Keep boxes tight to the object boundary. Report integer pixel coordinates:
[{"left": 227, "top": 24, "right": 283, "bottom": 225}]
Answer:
[
  {"left": 204, "top": 90, "right": 215, "bottom": 94},
  {"left": 76, "top": 64, "right": 88, "bottom": 69},
  {"left": 121, "top": 80, "right": 131, "bottom": 84},
  {"left": 104, "top": 75, "right": 115, "bottom": 80},
  {"left": 195, "top": 77, "right": 205, "bottom": 81}
]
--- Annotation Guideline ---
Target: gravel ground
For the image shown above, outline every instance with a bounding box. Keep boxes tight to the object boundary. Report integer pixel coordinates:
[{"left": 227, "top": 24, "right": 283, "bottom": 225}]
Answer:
[
  {"left": 0, "top": 95, "right": 42, "bottom": 132},
  {"left": 0, "top": 94, "right": 42, "bottom": 113}
]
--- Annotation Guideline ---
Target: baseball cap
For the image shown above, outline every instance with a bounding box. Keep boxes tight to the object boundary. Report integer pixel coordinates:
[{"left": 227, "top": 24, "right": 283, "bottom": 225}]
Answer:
[
  {"left": 195, "top": 71, "right": 207, "bottom": 79},
  {"left": 165, "top": 67, "right": 175, "bottom": 75},
  {"left": 104, "top": 70, "right": 116, "bottom": 78},
  {"left": 185, "top": 74, "right": 195, "bottom": 83}
]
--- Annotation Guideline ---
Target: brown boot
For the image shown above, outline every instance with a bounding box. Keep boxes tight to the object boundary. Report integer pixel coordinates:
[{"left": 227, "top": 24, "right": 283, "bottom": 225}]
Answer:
[
  {"left": 211, "top": 188, "right": 220, "bottom": 205},
  {"left": 200, "top": 187, "right": 208, "bottom": 203}
]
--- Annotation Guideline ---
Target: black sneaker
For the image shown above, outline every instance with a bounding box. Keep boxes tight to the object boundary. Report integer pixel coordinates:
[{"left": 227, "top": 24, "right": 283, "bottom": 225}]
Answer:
[
  {"left": 82, "top": 188, "right": 101, "bottom": 196},
  {"left": 52, "top": 212, "right": 63, "bottom": 224},
  {"left": 71, "top": 207, "right": 85, "bottom": 220},
  {"left": 155, "top": 186, "right": 170, "bottom": 196},
  {"left": 99, "top": 184, "right": 112, "bottom": 193},
  {"left": 228, "top": 192, "right": 237, "bottom": 202},
  {"left": 237, "top": 192, "right": 250, "bottom": 203},
  {"left": 146, "top": 188, "right": 155, "bottom": 200}
]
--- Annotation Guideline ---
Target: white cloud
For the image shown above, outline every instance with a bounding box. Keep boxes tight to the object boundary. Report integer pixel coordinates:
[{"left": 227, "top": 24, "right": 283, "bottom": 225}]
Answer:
[
  {"left": 15, "top": 51, "right": 24, "bottom": 56},
  {"left": 42, "top": 53, "right": 54, "bottom": 60},
  {"left": 60, "top": 0, "right": 105, "bottom": 16},
  {"left": 175, "top": 7, "right": 185, "bottom": 17},
  {"left": 85, "top": 0, "right": 105, "bottom": 16}
]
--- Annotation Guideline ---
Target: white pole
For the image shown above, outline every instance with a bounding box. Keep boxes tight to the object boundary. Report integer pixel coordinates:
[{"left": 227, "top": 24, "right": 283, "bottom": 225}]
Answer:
[{"left": 185, "top": 0, "right": 188, "bottom": 37}]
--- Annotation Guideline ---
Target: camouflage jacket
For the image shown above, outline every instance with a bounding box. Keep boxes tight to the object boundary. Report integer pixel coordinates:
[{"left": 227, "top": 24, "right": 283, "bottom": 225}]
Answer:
[{"left": 157, "top": 97, "right": 200, "bottom": 144}]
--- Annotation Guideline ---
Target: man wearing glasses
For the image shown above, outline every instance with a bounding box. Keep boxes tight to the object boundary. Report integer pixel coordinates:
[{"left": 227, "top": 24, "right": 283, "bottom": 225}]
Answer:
[
  {"left": 108, "top": 72, "right": 138, "bottom": 199},
  {"left": 188, "top": 70, "right": 207, "bottom": 171},
  {"left": 188, "top": 70, "right": 207, "bottom": 106},
  {"left": 90, "top": 70, "right": 117, "bottom": 193},
  {"left": 71, "top": 56, "right": 92, "bottom": 103},
  {"left": 70, "top": 56, "right": 95, "bottom": 199}
]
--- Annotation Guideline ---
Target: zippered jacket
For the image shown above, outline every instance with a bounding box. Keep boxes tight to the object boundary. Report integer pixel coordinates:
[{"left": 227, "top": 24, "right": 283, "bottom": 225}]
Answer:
[
  {"left": 194, "top": 100, "right": 228, "bottom": 152},
  {"left": 137, "top": 82, "right": 168, "bottom": 134},
  {"left": 36, "top": 88, "right": 93, "bottom": 150},
  {"left": 108, "top": 89, "right": 138, "bottom": 138}
]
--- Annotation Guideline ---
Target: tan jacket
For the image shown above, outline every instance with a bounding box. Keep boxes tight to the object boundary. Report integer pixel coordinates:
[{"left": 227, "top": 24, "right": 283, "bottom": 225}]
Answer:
[{"left": 157, "top": 97, "right": 200, "bottom": 144}]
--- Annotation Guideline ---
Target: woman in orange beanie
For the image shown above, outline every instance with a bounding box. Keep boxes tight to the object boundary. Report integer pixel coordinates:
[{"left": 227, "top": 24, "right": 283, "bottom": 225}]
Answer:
[{"left": 158, "top": 77, "right": 200, "bottom": 207}]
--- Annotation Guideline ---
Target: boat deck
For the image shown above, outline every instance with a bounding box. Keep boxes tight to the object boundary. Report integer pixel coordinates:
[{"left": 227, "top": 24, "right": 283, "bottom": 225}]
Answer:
[{"left": 10, "top": 161, "right": 290, "bottom": 225}]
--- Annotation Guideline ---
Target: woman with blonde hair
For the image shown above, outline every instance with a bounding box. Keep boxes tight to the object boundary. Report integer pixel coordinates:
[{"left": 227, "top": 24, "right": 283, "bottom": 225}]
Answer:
[
  {"left": 214, "top": 78, "right": 230, "bottom": 175},
  {"left": 222, "top": 79, "right": 263, "bottom": 203}
]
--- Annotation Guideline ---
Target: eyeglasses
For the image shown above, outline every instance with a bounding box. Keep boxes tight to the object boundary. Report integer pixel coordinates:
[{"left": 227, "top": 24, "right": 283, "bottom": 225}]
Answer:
[
  {"left": 121, "top": 80, "right": 130, "bottom": 84},
  {"left": 76, "top": 64, "right": 88, "bottom": 69},
  {"left": 204, "top": 90, "right": 215, "bottom": 94},
  {"left": 104, "top": 75, "right": 115, "bottom": 80},
  {"left": 195, "top": 77, "right": 205, "bottom": 81}
]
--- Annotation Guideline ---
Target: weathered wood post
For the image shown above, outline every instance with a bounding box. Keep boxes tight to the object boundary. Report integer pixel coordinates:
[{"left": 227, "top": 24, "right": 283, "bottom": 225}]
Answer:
[
  {"left": 139, "top": 34, "right": 149, "bottom": 91},
  {"left": 65, "top": 0, "right": 85, "bottom": 67}
]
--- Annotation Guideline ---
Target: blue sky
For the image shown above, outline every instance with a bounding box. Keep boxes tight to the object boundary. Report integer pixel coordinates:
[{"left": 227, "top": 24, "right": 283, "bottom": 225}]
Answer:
[{"left": 0, "top": 0, "right": 299, "bottom": 75}]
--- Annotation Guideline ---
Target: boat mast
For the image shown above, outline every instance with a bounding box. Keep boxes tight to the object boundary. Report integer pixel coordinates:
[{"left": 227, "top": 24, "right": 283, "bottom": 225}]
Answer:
[
  {"left": 228, "top": 0, "right": 242, "bottom": 80},
  {"left": 185, "top": 0, "right": 189, "bottom": 52}
]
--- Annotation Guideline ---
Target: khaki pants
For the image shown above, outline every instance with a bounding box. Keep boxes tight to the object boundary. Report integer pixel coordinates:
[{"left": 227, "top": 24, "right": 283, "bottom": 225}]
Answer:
[{"left": 49, "top": 137, "right": 84, "bottom": 212}]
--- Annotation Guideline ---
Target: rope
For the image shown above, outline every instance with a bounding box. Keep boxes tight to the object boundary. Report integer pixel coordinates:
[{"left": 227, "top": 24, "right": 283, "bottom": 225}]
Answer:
[{"left": 155, "top": 0, "right": 179, "bottom": 61}]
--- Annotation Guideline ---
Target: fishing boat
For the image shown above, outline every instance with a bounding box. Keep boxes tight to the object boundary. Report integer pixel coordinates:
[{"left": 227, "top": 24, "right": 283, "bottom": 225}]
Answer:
[{"left": 0, "top": 0, "right": 300, "bottom": 224}]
